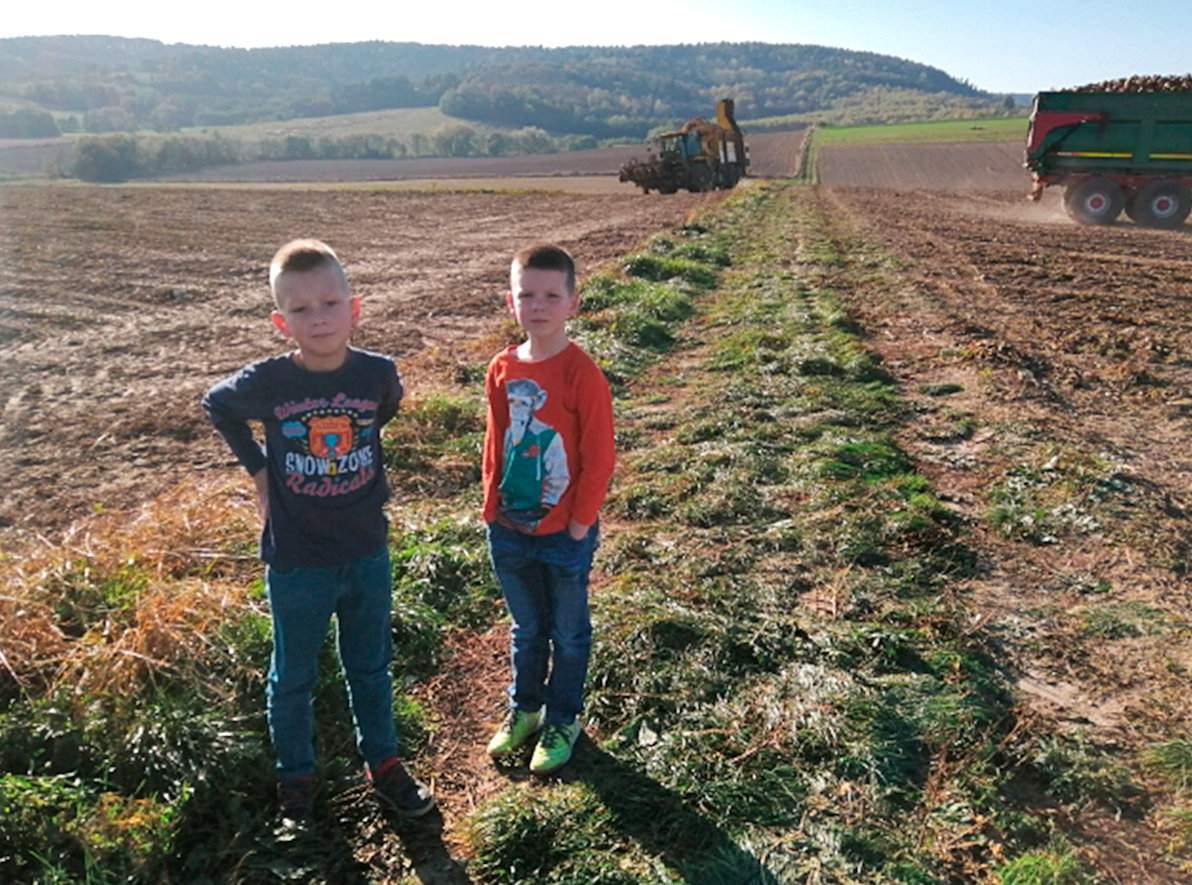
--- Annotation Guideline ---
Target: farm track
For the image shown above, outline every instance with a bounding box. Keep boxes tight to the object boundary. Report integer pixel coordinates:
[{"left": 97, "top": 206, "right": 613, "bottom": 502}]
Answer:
[
  {"left": 0, "top": 185, "right": 719, "bottom": 536},
  {"left": 823, "top": 185, "right": 1191, "bottom": 881}
]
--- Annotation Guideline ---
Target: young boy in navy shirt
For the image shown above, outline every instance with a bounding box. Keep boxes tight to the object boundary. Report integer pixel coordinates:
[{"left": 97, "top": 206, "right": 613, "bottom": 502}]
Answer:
[{"left": 203, "top": 239, "right": 434, "bottom": 821}]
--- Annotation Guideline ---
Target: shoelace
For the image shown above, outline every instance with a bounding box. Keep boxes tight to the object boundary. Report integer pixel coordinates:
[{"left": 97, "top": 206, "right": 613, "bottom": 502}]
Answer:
[{"left": 539, "top": 725, "right": 566, "bottom": 748}]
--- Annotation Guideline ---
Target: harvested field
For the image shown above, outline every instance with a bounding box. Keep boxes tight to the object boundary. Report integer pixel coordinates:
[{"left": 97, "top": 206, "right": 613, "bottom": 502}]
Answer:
[
  {"left": 737, "top": 127, "right": 805, "bottom": 177},
  {"left": 819, "top": 139, "right": 1026, "bottom": 190},
  {"left": 160, "top": 146, "right": 645, "bottom": 183},
  {"left": 823, "top": 185, "right": 1191, "bottom": 879},
  {"left": 0, "top": 184, "right": 717, "bottom": 536}
]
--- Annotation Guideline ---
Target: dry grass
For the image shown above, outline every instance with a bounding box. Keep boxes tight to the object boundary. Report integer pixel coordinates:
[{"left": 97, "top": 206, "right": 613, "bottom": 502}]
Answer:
[{"left": 1, "top": 476, "right": 260, "bottom": 701}]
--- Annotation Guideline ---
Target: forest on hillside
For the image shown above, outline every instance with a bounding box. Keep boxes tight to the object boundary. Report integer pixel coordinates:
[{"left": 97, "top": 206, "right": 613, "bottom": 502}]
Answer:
[{"left": 0, "top": 37, "right": 1006, "bottom": 139}]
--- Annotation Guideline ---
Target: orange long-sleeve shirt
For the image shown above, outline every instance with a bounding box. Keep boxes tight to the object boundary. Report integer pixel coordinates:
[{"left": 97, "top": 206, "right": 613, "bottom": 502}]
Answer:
[{"left": 482, "top": 342, "right": 615, "bottom": 534}]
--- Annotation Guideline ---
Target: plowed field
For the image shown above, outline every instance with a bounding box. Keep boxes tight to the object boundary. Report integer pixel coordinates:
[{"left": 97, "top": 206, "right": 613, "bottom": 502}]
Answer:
[
  {"left": 823, "top": 186, "right": 1191, "bottom": 878},
  {"left": 819, "top": 140, "right": 1025, "bottom": 190},
  {"left": 0, "top": 185, "right": 716, "bottom": 535}
]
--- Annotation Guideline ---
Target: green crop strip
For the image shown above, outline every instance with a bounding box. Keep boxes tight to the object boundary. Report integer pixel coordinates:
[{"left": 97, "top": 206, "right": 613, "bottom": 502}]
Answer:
[{"left": 815, "top": 116, "right": 1028, "bottom": 146}]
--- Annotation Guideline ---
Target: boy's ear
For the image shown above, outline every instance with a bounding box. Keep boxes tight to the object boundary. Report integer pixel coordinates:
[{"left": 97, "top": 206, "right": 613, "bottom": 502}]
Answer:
[
  {"left": 505, "top": 290, "right": 515, "bottom": 312},
  {"left": 351, "top": 296, "right": 361, "bottom": 327},
  {"left": 270, "top": 310, "right": 290, "bottom": 338}
]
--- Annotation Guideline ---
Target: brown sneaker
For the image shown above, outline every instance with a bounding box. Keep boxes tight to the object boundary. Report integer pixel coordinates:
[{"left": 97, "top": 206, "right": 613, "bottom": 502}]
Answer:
[
  {"left": 367, "top": 757, "right": 436, "bottom": 818},
  {"left": 277, "top": 774, "right": 315, "bottom": 823}
]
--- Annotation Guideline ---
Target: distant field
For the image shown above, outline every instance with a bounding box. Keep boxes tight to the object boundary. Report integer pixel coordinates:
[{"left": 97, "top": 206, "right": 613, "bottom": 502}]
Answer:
[
  {"left": 818, "top": 140, "right": 1026, "bottom": 190},
  {"left": 152, "top": 131, "right": 802, "bottom": 184},
  {"left": 184, "top": 106, "right": 495, "bottom": 140},
  {"left": 817, "top": 116, "right": 1028, "bottom": 146},
  {"left": 0, "top": 128, "right": 801, "bottom": 183}
]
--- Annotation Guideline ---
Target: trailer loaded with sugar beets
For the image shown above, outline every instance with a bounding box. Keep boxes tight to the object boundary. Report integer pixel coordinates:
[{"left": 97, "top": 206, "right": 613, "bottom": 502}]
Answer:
[
  {"left": 1026, "top": 79, "right": 1192, "bottom": 227},
  {"left": 619, "top": 99, "right": 749, "bottom": 194}
]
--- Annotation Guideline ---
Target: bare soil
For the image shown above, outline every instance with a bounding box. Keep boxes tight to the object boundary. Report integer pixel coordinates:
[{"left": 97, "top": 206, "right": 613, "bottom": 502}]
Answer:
[
  {"left": 0, "top": 184, "right": 719, "bottom": 537},
  {"left": 820, "top": 140, "right": 1027, "bottom": 191}
]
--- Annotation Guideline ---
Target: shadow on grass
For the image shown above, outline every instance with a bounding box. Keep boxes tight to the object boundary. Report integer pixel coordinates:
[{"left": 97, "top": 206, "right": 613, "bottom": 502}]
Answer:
[
  {"left": 562, "top": 737, "right": 780, "bottom": 884},
  {"left": 235, "top": 782, "right": 473, "bottom": 885}
]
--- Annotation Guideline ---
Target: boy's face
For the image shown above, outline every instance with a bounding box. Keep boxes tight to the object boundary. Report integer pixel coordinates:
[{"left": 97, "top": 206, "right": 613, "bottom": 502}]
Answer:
[
  {"left": 271, "top": 262, "right": 359, "bottom": 370},
  {"left": 507, "top": 266, "right": 578, "bottom": 343}
]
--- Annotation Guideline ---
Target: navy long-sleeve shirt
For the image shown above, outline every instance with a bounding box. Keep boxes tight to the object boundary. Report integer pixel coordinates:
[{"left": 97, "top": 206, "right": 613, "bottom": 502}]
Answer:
[{"left": 202, "top": 348, "right": 402, "bottom": 571}]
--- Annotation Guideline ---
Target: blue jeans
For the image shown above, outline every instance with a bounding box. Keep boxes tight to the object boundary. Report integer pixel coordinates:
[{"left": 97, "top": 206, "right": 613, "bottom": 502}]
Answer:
[
  {"left": 265, "top": 545, "right": 396, "bottom": 779},
  {"left": 487, "top": 521, "right": 598, "bottom": 726}
]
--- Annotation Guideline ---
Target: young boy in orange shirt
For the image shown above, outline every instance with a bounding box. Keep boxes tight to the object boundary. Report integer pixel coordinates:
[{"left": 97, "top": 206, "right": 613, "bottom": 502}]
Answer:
[{"left": 482, "top": 243, "right": 615, "bottom": 774}]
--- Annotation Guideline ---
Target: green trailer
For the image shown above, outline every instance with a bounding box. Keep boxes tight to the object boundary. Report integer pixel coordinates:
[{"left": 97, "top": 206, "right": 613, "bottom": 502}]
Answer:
[{"left": 1025, "top": 90, "right": 1192, "bottom": 227}]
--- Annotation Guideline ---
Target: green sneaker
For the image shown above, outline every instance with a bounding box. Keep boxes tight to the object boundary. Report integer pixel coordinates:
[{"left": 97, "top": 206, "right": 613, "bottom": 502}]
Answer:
[
  {"left": 487, "top": 707, "right": 544, "bottom": 757},
  {"left": 530, "top": 720, "right": 581, "bottom": 775}
]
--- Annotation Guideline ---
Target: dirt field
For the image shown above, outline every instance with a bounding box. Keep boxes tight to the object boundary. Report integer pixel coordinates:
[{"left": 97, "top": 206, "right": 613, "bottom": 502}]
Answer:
[
  {"left": 819, "top": 140, "right": 1026, "bottom": 190},
  {"left": 0, "top": 185, "right": 718, "bottom": 536}
]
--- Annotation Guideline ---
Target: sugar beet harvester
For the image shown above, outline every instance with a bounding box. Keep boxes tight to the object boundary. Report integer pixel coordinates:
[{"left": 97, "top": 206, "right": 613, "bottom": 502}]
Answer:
[
  {"left": 1026, "top": 90, "right": 1192, "bottom": 228},
  {"left": 619, "top": 99, "right": 749, "bottom": 194}
]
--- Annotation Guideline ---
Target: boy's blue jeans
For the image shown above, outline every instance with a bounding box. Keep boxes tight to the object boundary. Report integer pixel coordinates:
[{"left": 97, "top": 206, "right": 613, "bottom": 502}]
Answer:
[
  {"left": 265, "top": 545, "right": 396, "bottom": 779},
  {"left": 487, "top": 521, "right": 598, "bottom": 726}
]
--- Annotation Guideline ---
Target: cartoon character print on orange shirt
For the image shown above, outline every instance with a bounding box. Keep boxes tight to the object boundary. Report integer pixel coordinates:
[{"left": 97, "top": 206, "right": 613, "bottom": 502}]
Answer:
[{"left": 498, "top": 378, "right": 570, "bottom": 531}]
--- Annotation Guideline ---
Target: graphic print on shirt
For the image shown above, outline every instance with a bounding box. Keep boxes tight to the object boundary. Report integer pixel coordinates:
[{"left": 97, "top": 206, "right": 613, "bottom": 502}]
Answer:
[
  {"left": 275, "top": 394, "right": 379, "bottom": 498},
  {"left": 499, "top": 378, "right": 570, "bottom": 531}
]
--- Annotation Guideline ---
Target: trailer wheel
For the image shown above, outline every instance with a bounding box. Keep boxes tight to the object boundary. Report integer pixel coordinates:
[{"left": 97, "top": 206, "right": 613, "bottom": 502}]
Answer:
[
  {"left": 1064, "top": 178, "right": 1124, "bottom": 225},
  {"left": 1130, "top": 180, "right": 1192, "bottom": 229}
]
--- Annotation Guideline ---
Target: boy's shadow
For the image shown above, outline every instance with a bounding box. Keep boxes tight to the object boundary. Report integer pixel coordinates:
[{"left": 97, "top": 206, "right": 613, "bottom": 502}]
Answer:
[
  {"left": 379, "top": 804, "right": 472, "bottom": 885},
  {"left": 294, "top": 781, "right": 471, "bottom": 885},
  {"left": 502, "top": 735, "right": 780, "bottom": 884}
]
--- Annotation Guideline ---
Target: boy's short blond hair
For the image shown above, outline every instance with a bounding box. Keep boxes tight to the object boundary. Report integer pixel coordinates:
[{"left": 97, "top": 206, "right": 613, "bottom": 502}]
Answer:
[
  {"left": 269, "top": 239, "right": 348, "bottom": 304},
  {"left": 511, "top": 243, "right": 576, "bottom": 293}
]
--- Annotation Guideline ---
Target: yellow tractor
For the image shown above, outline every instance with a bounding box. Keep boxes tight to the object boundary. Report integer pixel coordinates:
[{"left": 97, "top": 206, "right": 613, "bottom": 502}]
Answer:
[{"left": 619, "top": 99, "right": 749, "bottom": 194}]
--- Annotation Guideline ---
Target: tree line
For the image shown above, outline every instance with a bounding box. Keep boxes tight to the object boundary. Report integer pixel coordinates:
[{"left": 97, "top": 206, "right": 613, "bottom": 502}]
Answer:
[{"left": 69, "top": 125, "right": 598, "bottom": 182}]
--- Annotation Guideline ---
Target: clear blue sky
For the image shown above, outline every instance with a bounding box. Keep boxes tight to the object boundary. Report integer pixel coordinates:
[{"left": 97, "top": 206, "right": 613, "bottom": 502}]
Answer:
[{"left": 4, "top": 0, "right": 1190, "bottom": 94}]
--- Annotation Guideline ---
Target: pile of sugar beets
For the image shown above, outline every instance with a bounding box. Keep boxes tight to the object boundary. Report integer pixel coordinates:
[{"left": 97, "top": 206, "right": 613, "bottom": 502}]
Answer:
[{"left": 1071, "top": 74, "right": 1192, "bottom": 93}]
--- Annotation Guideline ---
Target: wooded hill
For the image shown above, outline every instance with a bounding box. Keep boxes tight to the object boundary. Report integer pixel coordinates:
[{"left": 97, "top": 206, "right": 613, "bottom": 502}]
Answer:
[{"left": 0, "top": 36, "right": 1007, "bottom": 138}]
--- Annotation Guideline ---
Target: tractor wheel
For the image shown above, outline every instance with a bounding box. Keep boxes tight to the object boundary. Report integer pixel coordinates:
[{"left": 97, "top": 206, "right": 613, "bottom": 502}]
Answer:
[
  {"left": 1130, "top": 180, "right": 1192, "bottom": 229},
  {"left": 682, "top": 163, "right": 713, "bottom": 192},
  {"left": 1064, "top": 178, "right": 1124, "bottom": 225}
]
